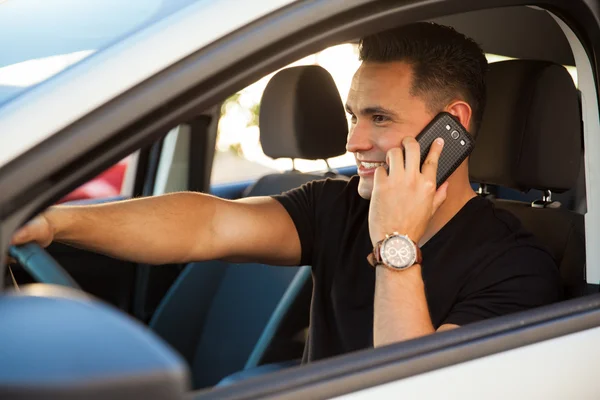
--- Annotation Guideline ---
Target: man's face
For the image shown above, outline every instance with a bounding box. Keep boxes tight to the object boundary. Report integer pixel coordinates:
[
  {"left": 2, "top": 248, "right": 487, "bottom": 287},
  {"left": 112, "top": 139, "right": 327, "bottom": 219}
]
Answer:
[{"left": 345, "top": 61, "right": 436, "bottom": 200}]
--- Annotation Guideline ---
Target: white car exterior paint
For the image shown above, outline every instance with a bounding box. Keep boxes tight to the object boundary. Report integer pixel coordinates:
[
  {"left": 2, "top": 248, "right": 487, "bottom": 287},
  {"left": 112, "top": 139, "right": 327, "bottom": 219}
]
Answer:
[
  {"left": 336, "top": 326, "right": 600, "bottom": 400},
  {"left": 0, "top": 50, "right": 94, "bottom": 87},
  {"left": 0, "top": 0, "right": 296, "bottom": 167}
]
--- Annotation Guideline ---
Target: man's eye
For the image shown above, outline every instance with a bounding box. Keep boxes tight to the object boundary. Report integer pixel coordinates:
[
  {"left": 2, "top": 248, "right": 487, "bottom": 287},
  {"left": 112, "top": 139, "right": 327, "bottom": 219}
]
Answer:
[
  {"left": 373, "top": 115, "right": 388, "bottom": 123},
  {"left": 349, "top": 114, "right": 357, "bottom": 124}
]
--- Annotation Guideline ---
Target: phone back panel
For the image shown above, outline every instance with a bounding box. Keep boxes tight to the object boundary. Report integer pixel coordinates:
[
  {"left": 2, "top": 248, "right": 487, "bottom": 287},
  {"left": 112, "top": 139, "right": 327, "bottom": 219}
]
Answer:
[{"left": 416, "top": 112, "right": 475, "bottom": 187}]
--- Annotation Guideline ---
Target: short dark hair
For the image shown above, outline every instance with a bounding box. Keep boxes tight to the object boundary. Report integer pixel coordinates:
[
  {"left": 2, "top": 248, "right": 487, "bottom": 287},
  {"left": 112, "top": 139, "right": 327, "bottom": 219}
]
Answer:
[{"left": 359, "top": 22, "right": 488, "bottom": 136}]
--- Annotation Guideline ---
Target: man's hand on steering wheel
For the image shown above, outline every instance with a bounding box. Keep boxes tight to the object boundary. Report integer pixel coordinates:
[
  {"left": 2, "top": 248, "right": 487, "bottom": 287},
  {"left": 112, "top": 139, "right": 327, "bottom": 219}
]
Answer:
[
  {"left": 6, "top": 213, "right": 55, "bottom": 265},
  {"left": 5, "top": 211, "right": 80, "bottom": 290},
  {"left": 11, "top": 213, "right": 55, "bottom": 248}
]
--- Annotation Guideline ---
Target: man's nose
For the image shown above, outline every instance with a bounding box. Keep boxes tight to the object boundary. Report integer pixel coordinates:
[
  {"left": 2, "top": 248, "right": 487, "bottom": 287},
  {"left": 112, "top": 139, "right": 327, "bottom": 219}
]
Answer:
[{"left": 346, "top": 123, "right": 372, "bottom": 153}]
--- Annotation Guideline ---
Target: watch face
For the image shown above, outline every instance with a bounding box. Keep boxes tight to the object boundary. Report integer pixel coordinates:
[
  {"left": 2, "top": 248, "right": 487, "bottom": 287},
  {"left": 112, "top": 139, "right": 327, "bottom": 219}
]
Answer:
[{"left": 380, "top": 235, "right": 416, "bottom": 270}]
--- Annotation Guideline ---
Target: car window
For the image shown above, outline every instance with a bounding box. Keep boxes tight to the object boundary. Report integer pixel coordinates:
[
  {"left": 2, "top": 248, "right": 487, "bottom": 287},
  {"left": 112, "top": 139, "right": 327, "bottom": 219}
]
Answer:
[
  {"left": 0, "top": 0, "right": 205, "bottom": 107},
  {"left": 212, "top": 43, "right": 359, "bottom": 185},
  {"left": 211, "top": 48, "right": 578, "bottom": 185}
]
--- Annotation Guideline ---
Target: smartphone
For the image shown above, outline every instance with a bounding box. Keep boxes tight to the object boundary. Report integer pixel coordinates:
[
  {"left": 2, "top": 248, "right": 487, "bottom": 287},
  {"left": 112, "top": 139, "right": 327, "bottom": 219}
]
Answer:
[{"left": 414, "top": 112, "right": 474, "bottom": 188}]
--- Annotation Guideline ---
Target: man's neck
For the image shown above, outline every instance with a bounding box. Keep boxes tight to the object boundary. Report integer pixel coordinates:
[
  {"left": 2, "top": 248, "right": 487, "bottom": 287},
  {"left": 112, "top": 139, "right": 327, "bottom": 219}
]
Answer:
[{"left": 418, "top": 168, "right": 476, "bottom": 247}]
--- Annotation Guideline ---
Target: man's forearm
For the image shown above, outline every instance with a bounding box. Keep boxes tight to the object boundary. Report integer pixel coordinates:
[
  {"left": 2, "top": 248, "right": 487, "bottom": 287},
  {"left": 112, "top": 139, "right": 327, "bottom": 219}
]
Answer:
[
  {"left": 373, "top": 265, "right": 434, "bottom": 347},
  {"left": 47, "top": 192, "right": 219, "bottom": 265}
]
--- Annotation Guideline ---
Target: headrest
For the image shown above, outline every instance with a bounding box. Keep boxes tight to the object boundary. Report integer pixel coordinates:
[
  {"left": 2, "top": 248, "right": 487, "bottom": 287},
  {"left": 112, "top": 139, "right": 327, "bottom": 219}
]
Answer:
[
  {"left": 469, "top": 60, "right": 581, "bottom": 193},
  {"left": 259, "top": 65, "right": 348, "bottom": 160}
]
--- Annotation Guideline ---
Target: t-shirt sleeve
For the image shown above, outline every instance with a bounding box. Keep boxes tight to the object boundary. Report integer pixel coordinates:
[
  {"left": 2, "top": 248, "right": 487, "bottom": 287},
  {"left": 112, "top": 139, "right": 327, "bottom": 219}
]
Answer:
[
  {"left": 271, "top": 180, "right": 324, "bottom": 266},
  {"left": 443, "top": 246, "right": 561, "bottom": 327}
]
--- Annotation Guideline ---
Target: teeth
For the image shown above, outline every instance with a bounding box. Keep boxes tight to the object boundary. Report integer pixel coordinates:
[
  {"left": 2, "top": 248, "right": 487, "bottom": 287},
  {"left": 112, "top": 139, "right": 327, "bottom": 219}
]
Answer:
[{"left": 361, "top": 161, "right": 385, "bottom": 169}]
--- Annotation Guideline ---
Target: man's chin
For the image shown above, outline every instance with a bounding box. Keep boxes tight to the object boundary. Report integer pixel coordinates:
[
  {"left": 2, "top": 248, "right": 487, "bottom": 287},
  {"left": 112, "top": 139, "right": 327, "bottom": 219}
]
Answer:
[{"left": 357, "top": 177, "right": 373, "bottom": 200}]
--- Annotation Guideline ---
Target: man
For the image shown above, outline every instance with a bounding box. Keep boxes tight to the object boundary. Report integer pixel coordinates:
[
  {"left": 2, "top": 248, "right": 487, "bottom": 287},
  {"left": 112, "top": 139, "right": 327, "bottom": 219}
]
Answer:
[{"left": 10, "top": 23, "right": 560, "bottom": 362}]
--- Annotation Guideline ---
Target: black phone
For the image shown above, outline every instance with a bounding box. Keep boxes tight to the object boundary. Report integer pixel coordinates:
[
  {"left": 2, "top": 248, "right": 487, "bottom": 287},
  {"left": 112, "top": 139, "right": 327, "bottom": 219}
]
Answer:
[{"left": 414, "top": 112, "right": 474, "bottom": 187}]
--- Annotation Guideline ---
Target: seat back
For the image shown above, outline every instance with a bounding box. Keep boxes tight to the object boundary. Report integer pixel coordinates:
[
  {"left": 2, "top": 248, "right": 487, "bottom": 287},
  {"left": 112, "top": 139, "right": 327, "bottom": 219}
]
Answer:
[
  {"left": 150, "top": 65, "right": 349, "bottom": 389},
  {"left": 494, "top": 202, "right": 586, "bottom": 299},
  {"left": 470, "top": 59, "right": 586, "bottom": 299},
  {"left": 244, "top": 64, "right": 350, "bottom": 195}
]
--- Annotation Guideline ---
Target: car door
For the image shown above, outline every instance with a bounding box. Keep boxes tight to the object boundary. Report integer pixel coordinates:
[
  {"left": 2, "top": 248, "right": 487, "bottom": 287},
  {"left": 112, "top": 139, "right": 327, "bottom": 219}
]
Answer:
[{"left": 196, "top": 295, "right": 600, "bottom": 399}]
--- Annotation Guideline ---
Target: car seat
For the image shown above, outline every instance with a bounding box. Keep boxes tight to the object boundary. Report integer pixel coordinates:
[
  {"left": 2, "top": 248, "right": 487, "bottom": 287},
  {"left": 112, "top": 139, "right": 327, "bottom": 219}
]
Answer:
[{"left": 470, "top": 59, "right": 587, "bottom": 299}]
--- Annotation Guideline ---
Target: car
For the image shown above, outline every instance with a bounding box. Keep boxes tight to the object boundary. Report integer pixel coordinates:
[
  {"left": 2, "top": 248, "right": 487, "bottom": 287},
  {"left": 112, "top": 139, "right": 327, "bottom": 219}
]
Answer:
[{"left": 0, "top": 0, "right": 599, "bottom": 399}]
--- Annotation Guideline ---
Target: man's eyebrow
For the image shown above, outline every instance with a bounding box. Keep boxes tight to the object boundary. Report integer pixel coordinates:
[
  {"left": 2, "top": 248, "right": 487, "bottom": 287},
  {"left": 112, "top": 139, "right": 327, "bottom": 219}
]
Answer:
[{"left": 345, "top": 104, "right": 399, "bottom": 119}]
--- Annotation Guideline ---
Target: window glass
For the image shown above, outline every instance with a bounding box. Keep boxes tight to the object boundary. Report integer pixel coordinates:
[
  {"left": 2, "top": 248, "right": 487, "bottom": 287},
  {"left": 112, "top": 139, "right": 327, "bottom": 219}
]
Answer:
[
  {"left": 213, "top": 43, "right": 359, "bottom": 185},
  {"left": 56, "top": 155, "right": 132, "bottom": 204}
]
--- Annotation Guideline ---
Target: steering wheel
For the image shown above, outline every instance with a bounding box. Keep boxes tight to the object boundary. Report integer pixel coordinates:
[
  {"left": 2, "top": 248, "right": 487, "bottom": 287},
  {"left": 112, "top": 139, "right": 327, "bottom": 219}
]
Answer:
[{"left": 8, "top": 243, "right": 81, "bottom": 290}]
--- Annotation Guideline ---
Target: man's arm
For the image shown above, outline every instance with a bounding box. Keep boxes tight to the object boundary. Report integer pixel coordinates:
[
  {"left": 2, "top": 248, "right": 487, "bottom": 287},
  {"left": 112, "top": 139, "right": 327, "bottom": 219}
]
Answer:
[
  {"left": 373, "top": 245, "right": 559, "bottom": 346},
  {"left": 369, "top": 136, "right": 455, "bottom": 347},
  {"left": 373, "top": 265, "right": 457, "bottom": 347},
  {"left": 10, "top": 192, "right": 301, "bottom": 266}
]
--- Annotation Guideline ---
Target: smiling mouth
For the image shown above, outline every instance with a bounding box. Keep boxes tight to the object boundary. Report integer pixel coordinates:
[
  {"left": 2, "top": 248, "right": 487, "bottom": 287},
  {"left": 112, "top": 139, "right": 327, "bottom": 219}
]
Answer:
[{"left": 359, "top": 161, "right": 386, "bottom": 169}]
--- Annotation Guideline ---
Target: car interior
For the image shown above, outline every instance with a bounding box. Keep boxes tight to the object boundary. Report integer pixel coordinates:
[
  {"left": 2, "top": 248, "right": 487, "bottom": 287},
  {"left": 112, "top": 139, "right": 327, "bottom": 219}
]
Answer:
[{"left": 2, "top": 3, "right": 596, "bottom": 399}]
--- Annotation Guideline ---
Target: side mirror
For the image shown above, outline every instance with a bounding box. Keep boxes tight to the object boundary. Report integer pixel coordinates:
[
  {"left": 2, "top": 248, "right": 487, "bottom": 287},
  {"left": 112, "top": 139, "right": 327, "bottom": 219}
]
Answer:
[{"left": 0, "top": 285, "right": 189, "bottom": 400}]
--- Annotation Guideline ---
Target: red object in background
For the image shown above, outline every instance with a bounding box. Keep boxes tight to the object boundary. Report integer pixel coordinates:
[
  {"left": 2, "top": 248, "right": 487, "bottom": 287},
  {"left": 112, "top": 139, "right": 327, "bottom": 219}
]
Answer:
[{"left": 57, "top": 160, "right": 128, "bottom": 203}]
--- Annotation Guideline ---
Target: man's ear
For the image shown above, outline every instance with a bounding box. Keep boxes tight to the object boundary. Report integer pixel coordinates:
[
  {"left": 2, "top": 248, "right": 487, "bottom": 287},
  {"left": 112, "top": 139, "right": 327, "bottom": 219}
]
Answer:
[{"left": 445, "top": 101, "right": 472, "bottom": 132}]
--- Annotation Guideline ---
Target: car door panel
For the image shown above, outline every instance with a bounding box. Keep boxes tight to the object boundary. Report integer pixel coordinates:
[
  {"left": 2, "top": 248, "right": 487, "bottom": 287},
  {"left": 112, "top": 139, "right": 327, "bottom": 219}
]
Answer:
[{"left": 195, "top": 293, "right": 600, "bottom": 399}]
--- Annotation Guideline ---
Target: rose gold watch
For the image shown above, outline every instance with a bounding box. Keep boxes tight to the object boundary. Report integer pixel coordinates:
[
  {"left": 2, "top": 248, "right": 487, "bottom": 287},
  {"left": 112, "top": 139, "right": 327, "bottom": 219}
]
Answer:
[{"left": 367, "top": 233, "right": 422, "bottom": 271}]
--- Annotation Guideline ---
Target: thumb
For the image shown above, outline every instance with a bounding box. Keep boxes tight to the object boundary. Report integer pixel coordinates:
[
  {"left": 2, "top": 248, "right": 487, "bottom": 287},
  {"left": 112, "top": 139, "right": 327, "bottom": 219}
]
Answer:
[
  {"left": 10, "top": 226, "right": 30, "bottom": 246},
  {"left": 432, "top": 181, "right": 449, "bottom": 213},
  {"left": 10, "top": 215, "right": 50, "bottom": 246}
]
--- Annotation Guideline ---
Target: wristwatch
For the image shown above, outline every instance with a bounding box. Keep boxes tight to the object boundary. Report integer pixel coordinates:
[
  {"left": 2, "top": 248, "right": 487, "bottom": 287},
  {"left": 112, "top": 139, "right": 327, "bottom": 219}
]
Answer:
[{"left": 367, "top": 233, "right": 422, "bottom": 271}]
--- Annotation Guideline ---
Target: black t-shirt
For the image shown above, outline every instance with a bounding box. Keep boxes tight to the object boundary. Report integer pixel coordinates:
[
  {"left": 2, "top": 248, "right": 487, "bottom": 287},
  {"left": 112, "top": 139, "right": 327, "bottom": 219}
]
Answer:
[{"left": 273, "top": 176, "right": 560, "bottom": 362}]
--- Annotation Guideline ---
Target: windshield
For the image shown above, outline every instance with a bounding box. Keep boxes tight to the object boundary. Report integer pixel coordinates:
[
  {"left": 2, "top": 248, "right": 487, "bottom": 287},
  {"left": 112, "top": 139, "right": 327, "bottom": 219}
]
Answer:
[{"left": 0, "top": 0, "right": 203, "bottom": 106}]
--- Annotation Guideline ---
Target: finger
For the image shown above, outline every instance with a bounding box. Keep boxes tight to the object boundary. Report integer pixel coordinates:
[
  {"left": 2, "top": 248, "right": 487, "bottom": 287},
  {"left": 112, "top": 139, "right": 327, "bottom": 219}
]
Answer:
[
  {"left": 402, "top": 137, "right": 421, "bottom": 175},
  {"left": 386, "top": 147, "right": 404, "bottom": 178},
  {"left": 373, "top": 164, "right": 388, "bottom": 187},
  {"left": 10, "top": 226, "right": 30, "bottom": 246},
  {"left": 432, "top": 181, "right": 449, "bottom": 213},
  {"left": 421, "top": 137, "right": 444, "bottom": 180}
]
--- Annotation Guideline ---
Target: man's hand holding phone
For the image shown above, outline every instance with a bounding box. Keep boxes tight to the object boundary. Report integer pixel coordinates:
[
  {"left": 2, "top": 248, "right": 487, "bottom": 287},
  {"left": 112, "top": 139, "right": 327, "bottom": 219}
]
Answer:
[{"left": 368, "top": 136, "right": 448, "bottom": 247}]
